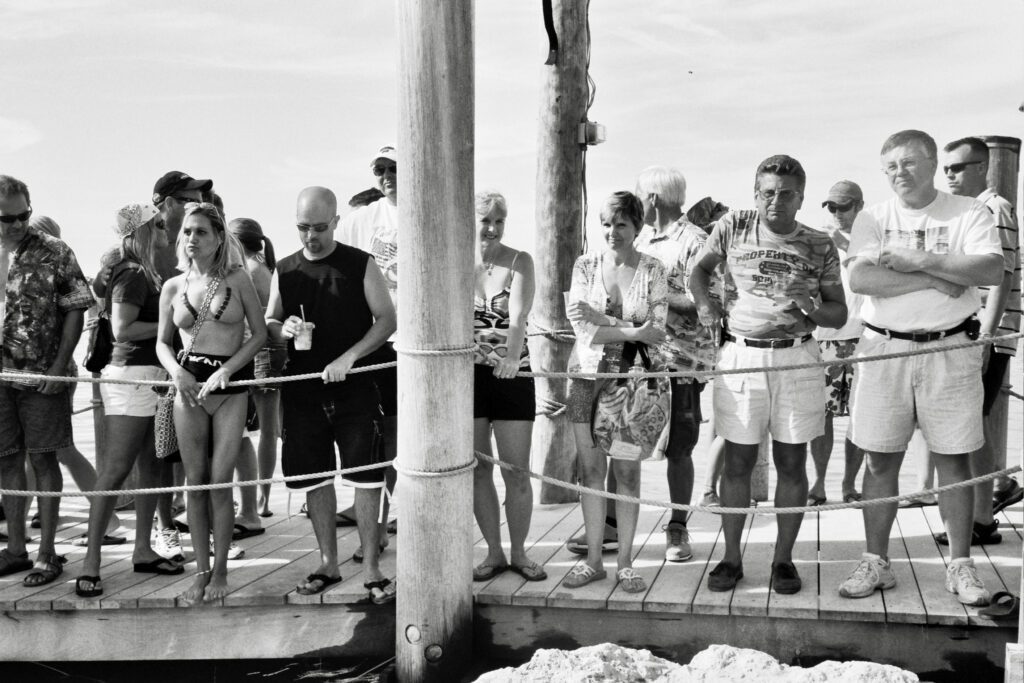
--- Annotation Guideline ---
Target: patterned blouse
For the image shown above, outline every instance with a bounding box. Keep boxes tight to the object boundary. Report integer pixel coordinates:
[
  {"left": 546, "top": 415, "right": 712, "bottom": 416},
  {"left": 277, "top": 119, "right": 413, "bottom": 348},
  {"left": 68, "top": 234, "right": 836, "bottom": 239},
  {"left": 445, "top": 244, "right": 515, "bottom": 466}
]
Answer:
[
  {"left": 1, "top": 230, "right": 93, "bottom": 375},
  {"left": 567, "top": 251, "right": 668, "bottom": 375}
]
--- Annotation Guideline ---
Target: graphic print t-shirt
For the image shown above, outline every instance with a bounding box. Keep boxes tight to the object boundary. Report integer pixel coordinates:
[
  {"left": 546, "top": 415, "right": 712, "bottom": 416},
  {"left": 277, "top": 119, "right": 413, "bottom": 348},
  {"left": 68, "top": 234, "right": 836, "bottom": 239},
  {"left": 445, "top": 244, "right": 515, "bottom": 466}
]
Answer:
[{"left": 704, "top": 210, "right": 841, "bottom": 338}]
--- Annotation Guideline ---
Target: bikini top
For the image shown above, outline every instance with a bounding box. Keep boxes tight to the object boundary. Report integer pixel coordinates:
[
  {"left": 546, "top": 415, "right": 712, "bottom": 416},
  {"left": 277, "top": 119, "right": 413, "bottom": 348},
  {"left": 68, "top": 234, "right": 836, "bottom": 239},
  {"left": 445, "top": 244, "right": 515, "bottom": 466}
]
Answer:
[
  {"left": 181, "top": 286, "right": 232, "bottom": 327},
  {"left": 473, "top": 251, "right": 529, "bottom": 367}
]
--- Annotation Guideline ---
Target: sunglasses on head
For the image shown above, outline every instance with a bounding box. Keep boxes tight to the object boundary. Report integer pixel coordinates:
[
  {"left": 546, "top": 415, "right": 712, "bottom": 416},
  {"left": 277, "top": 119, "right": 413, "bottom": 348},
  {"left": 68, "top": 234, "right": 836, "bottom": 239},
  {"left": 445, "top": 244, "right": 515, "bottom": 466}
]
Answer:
[
  {"left": 943, "top": 161, "right": 982, "bottom": 175},
  {"left": 0, "top": 209, "right": 32, "bottom": 224},
  {"left": 826, "top": 202, "right": 855, "bottom": 214},
  {"left": 372, "top": 164, "right": 397, "bottom": 177}
]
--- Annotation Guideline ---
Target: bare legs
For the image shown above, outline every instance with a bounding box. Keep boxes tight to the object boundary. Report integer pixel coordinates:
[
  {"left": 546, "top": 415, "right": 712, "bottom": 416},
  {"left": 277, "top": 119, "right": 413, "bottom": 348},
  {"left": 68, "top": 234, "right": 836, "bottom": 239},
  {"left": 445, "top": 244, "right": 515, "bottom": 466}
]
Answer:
[
  {"left": 176, "top": 393, "right": 246, "bottom": 604},
  {"left": 572, "top": 423, "right": 640, "bottom": 574},
  {"left": 809, "top": 413, "right": 865, "bottom": 502},
  {"left": 473, "top": 418, "right": 537, "bottom": 569},
  {"left": 253, "top": 389, "right": 280, "bottom": 517}
]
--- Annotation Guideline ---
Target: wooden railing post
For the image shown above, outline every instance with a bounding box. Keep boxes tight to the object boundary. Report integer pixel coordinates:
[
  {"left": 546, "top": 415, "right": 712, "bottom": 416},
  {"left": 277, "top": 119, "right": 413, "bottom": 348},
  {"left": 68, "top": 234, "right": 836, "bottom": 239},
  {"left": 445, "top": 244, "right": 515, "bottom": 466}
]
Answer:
[
  {"left": 395, "top": 2, "right": 474, "bottom": 681},
  {"left": 533, "top": 0, "right": 589, "bottom": 503},
  {"left": 978, "top": 135, "right": 1022, "bottom": 683}
]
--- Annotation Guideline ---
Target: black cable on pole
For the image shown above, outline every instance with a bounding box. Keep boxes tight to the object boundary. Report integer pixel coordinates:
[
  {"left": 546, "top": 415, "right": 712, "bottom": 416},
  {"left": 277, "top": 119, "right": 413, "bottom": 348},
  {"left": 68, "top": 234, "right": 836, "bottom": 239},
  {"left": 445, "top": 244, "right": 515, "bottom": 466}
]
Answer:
[{"left": 542, "top": 0, "right": 558, "bottom": 65}]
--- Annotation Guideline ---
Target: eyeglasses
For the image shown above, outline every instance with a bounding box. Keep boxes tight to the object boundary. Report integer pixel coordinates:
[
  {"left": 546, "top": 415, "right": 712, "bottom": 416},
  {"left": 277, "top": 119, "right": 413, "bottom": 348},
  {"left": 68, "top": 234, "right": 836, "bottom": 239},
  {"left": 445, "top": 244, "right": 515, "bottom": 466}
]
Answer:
[
  {"left": 297, "top": 223, "right": 331, "bottom": 233},
  {"left": 943, "top": 161, "right": 982, "bottom": 175},
  {"left": 883, "top": 159, "right": 921, "bottom": 176},
  {"left": 825, "top": 202, "right": 855, "bottom": 214},
  {"left": 757, "top": 189, "right": 799, "bottom": 203},
  {"left": 372, "top": 164, "right": 397, "bottom": 177},
  {"left": 0, "top": 209, "right": 32, "bottom": 224}
]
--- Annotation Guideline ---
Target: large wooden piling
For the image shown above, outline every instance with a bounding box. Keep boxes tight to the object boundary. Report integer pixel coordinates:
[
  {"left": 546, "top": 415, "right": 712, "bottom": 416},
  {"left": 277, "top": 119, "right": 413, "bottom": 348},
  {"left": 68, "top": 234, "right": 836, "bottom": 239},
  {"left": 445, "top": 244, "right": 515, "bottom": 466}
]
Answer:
[
  {"left": 533, "top": 0, "right": 589, "bottom": 503},
  {"left": 395, "top": 2, "right": 475, "bottom": 681}
]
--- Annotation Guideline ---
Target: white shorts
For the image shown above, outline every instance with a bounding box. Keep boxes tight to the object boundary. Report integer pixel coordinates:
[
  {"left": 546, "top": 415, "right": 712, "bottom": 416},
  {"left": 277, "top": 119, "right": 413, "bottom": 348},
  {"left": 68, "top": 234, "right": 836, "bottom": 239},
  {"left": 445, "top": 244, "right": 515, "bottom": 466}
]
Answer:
[
  {"left": 100, "top": 365, "right": 166, "bottom": 417},
  {"left": 849, "top": 329, "right": 983, "bottom": 455},
  {"left": 713, "top": 338, "right": 825, "bottom": 445}
]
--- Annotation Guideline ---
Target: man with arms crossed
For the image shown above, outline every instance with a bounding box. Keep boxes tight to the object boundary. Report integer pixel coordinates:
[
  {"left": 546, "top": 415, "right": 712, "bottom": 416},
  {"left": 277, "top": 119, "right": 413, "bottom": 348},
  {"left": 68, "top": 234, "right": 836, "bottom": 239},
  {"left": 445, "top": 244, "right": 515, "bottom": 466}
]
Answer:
[
  {"left": 266, "top": 186, "right": 397, "bottom": 601},
  {"left": 840, "top": 130, "right": 1001, "bottom": 605},
  {"left": 691, "top": 155, "right": 846, "bottom": 594}
]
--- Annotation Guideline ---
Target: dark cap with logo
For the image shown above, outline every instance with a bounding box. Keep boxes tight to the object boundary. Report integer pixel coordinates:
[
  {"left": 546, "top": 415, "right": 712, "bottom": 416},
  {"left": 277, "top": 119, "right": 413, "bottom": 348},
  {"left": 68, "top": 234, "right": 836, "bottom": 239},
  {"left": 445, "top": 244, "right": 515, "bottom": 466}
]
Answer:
[{"left": 152, "top": 171, "right": 213, "bottom": 205}]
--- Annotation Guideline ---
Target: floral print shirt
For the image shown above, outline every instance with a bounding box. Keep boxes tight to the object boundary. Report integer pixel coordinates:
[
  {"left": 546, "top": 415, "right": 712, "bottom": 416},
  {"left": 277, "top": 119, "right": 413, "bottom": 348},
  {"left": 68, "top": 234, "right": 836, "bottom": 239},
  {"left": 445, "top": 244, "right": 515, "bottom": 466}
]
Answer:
[
  {"left": 567, "top": 251, "right": 668, "bottom": 375},
  {"left": 1, "top": 229, "right": 93, "bottom": 375}
]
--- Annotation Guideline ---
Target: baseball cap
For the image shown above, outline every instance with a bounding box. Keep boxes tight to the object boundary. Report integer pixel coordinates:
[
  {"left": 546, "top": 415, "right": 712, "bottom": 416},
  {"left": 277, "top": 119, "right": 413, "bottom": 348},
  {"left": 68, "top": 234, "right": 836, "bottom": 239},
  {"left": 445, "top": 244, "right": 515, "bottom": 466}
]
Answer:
[
  {"left": 114, "top": 203, "right": 159, "bottom": 239},
  {"left": 371, "top": 145, "right": 397, "bottom": 166},
  {"left": 822, "top": 180, "right": 863, "bottom": 207},
  {"left": 152, "top": 171, "right": 213, "bottom": 205}
]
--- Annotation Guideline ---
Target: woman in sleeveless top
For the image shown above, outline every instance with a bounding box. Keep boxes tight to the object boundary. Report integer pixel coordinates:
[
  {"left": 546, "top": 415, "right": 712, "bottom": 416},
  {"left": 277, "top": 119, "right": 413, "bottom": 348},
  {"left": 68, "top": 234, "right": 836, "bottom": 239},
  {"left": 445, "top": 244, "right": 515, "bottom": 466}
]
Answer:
[
  {"left": 563, "top": 191, "right": 668, "bottom": 594},
  {"left": 229, "top": 218, "right": 281, "bottom": 521},
  {"left": 156, "top": 203, "right": 266, "bottom": 604},
  {"left": 76, "top": 204, "right": 179, "bottom": 598},
  {"left": 470, "top": 191, "right": 546, "bottom": 582}
]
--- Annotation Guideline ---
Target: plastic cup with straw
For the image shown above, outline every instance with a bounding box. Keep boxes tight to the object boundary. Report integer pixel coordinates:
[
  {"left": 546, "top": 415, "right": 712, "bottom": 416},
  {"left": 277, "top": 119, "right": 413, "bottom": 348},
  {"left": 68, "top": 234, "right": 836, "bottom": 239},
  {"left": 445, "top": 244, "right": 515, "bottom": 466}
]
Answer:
[{"left": 294, "top": 304, "right": 314, "bottom": 350}]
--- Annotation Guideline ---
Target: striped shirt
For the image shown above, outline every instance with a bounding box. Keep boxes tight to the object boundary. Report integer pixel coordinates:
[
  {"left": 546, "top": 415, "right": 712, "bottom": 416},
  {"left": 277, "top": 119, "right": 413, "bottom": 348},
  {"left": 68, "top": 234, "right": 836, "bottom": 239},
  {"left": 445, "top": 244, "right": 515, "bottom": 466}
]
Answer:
[{"left": 978, "top": 189, "right": 1021, "bottom": 356}]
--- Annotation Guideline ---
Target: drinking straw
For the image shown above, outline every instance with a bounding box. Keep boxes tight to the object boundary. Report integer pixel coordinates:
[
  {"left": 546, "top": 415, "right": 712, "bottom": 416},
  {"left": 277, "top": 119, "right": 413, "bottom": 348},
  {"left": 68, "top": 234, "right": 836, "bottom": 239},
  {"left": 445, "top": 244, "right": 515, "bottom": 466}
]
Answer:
[{"left": 300, "top": 305, "right": 306, "bottom": 323}]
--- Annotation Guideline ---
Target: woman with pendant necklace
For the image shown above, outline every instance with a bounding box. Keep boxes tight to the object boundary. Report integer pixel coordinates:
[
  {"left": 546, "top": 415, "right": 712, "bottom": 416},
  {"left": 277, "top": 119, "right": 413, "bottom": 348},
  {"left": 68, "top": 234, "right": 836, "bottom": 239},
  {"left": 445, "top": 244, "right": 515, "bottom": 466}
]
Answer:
[
  {"left": 563, "top": 191, "right": 668, "bottom": 594},
  {"left": 470, "top": 191, "right": 548, "bottom": 584},
  {"left": 156, "top": 202, "right": 266, "bottom": 605}
]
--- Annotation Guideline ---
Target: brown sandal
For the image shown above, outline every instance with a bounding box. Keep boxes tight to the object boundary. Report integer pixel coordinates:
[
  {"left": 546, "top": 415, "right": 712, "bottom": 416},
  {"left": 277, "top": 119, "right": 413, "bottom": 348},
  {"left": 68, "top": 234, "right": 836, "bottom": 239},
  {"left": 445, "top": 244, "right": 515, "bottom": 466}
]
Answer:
[{"left": 23, "top": 552, "right": 64, "bottom": 587}]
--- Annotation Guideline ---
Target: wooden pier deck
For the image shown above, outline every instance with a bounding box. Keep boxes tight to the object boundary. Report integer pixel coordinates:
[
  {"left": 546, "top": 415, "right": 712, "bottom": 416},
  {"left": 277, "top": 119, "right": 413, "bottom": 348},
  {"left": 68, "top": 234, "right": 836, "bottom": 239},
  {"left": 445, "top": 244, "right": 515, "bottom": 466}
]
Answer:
[{"left": 0, "top": 372, "right": 1019, "bottom": 679}]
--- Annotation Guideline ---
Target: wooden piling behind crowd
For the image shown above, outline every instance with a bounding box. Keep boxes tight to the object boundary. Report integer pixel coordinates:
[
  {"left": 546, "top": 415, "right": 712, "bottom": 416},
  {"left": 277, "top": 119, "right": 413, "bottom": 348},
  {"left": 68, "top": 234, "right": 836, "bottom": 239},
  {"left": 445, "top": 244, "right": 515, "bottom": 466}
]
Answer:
[
  {"left": 395, "top": 1, "right": 475, "bottom": 681},
  {"left": 533, "top": 0, "right": 589, "bottom": 504}
]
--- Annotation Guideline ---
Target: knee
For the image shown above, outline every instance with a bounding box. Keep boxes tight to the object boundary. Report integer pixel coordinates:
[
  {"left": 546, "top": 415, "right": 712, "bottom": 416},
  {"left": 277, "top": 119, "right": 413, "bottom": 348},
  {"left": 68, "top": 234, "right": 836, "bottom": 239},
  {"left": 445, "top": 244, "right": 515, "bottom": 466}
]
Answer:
[
  {"left": 722, "top": 453, "right": 756, "bottom": 479},
  {"left": 501, "top": 469, "right": 531, "bottom": 494},
  {"left": 614, "top": 466, "right": 640, "bottom": 492},
  {"left": 578, "top": 460, "right": 606, "bottom": 488}
]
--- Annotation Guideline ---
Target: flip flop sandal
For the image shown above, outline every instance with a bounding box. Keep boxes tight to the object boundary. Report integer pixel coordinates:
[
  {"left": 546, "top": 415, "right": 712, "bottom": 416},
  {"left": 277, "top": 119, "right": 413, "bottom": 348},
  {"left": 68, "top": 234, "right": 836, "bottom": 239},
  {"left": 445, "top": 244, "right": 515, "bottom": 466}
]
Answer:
[
  {"left": 807, "top": 495, "right": 827, "bottom": 507},
  {"left": 509, "top": 562, "right": 547, "bottom": 582},
  {"left": 258, "top": 511, "right": 274, "bottom": 518},
  {"left": 979, "top": 591, "right": 1019, "bottom": 618},
  {"left": 231, "top": 524, "right": 266, "bottom": 541},
  {"left": 616, "top": 567, "right": 647, "bottom": 594},
  {"left": 843, "top": 492, "right": 863, "bottom": 504},
  {"left": 335, "top": 512, "right": 358, "bottom": 527},
  {"left": 296, "top": 573, "right": 342, "bottom": 596},
  {"left": 473, "top": 563, "right": 509, "bottom": 581},
  {"left": 71, "top": 533, "right": 127, "bottom": 547},
  {"left": 75, "top": 576, "right": 103, "bottom": 598},
  {"left": 133, "top": 558, "right": 185, "bottom": 575},
  {"left": 563, "top": 564, "right": 607, "bottom": 588},
  {"left": 23, "top": 553, "right": 64, "bottom": 587},
  {"left": 365, "top": 578, "right": 397, "bottom": 604}
]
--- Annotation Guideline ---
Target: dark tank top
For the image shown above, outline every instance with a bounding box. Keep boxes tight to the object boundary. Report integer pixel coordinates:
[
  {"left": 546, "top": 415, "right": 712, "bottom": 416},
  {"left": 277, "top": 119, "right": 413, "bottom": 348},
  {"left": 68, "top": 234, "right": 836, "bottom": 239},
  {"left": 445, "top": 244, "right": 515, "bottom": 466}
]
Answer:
[{"left": 276, "top": 242, "right": 381, "bottom": 396}]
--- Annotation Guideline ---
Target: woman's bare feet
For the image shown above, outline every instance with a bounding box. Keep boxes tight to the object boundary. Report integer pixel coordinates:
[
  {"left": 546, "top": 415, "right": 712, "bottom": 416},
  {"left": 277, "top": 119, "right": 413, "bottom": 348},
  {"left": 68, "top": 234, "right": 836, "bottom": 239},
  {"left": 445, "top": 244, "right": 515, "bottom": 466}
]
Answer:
[
  {"left": 179, "top": 571, "right": 211, "bottom": 606},
  {"left": 205, "top": 572, "right": 230, "bottom": 602}
]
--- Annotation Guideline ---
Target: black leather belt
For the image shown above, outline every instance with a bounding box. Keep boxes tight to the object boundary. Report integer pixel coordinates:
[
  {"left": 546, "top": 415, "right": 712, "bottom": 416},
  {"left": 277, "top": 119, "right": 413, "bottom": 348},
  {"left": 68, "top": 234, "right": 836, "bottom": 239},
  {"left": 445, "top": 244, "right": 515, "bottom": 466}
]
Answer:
[
  {"left": 723, "top": 333, "right": 813, "bottom": 349},
  {"left": 864, "top": 319, "right": 970, "bottom": 342}
]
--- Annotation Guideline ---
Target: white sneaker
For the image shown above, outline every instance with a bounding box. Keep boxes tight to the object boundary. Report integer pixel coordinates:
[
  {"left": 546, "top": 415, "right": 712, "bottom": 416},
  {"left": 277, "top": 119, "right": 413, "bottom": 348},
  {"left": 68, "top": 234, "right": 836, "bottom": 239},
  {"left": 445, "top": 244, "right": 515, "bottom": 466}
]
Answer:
[
  {"left": 154, "top": 528, "right": 185, "bottom": 562},
  {"left": 839, "top": 553, "right": 896, "bottom": 598},
  {"left": 663, "top": 521, "right": 692, "bottom": 562},
  {"left": 945, "top": 558, "right": 991, "bottom": 606},
  {"left": 211, "top": 540, "right": 246, "bottom": 561}
]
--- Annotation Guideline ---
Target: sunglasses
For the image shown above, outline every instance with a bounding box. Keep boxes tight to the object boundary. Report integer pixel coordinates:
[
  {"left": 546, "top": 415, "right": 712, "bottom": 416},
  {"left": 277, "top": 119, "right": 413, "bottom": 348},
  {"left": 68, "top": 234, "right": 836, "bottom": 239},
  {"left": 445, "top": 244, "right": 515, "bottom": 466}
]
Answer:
[
  {"left": 372, "top": 164, "right": 397, "bottom": 177},
  {"left": 943, "top": 161, "right": 982, "bottom": 175},
  {"left": 0, "top": 209, "right": 32, "bottom": 224},
  {"left": 826, "top": 202, "right": 855, "bottom": 214},
  {"left": 297, "top": 223, "right": 331, "bottom": 233}
]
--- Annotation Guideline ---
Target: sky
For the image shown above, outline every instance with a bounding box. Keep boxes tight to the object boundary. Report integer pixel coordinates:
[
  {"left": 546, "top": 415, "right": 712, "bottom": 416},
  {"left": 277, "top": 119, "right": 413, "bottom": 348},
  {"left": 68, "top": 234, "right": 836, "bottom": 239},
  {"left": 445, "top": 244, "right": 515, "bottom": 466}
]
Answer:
[{"left": 1, "top": 0, "right": 1022, "bottom": 272}]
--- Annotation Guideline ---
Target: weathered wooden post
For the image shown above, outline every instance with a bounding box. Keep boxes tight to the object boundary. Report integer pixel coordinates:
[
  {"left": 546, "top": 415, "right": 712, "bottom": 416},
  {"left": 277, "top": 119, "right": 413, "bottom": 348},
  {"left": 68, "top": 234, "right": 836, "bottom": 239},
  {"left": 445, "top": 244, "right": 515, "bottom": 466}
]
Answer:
[
  {"left": 980, "top": 136, "right": 1023, "bottom": 683},
  {"left": 534, "top": 0, "right": 588, "bottom": 503},
  {"left": 395, "top": 1, "right": 474, "bottom": 681}
]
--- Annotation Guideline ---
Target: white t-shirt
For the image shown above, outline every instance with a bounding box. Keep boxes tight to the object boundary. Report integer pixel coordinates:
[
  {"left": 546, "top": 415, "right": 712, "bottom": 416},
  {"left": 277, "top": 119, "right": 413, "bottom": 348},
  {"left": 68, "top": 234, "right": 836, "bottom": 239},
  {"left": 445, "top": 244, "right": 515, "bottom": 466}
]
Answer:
[
  {"left": 814, "top": 227, "right": 864, "bottom": 341},
  {"left": 848, "top": 191, "right": 1000, "bottom": 332},
  {"left": 338, "top": 197, "right": 398, "bottom": 341}
]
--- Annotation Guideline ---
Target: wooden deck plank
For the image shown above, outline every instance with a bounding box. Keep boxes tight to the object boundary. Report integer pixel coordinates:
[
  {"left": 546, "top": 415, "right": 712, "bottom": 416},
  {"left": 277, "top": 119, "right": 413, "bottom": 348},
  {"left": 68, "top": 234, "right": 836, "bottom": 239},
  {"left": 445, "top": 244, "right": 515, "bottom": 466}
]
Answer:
[
  {"left": 982, "top": 513, "right": 1024, "bottom": 593},
  {"left": 880, "top": 512, "right": 928, "bottom": 625},
  {"left": 898, "top": 507, "right": 967, "bottom": 626},
  {"left": 767, "top": 507, "right": 818, "bottom": 620},
  {"left": 475, "top": 504, "right": 577, "bottom": 606},
  {"left": 818, "top": 507, "right": 885, "bottom": 622},
  {"left": 689, "top": 508, "right": 754, "bottom": 616},
  {"left": 643, "top": 510, "right": 721, "bottom": 614},
  {"left": 605, "top": 507, "right": 667, "bottom": 611},
  {"left": 321, "top": 531, "right": 398, "bottom": 605},
  {"left": 730, "top": 510, "right": 775, "bottom": 617}
]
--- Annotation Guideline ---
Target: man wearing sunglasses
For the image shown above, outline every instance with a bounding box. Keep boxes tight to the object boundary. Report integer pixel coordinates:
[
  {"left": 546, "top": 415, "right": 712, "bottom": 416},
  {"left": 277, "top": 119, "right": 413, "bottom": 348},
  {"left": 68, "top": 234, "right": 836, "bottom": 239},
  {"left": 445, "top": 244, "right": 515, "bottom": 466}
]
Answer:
[
  {"left": 808, "top": 181, "right": 866, "bottom": 509},
  {"left": 840, "top": 130, "right": 1001, "bottom": 606},
  {"left": 940, "top": 137, "right": 1022, "bottom": 536},
  {"left": 0, "top": 175, "right": 93, "bottom": 584},
  {"left": 151, "top": 171, "right": 213, "bottom": 280}
]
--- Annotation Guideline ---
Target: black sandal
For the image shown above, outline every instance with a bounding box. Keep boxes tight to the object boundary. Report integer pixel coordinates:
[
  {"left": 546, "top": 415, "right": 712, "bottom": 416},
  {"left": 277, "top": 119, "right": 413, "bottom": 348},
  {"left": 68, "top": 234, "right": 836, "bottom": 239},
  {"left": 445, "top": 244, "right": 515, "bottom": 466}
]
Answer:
[{"left": 75, "top": 575, "right": 103, "bottom": 598}]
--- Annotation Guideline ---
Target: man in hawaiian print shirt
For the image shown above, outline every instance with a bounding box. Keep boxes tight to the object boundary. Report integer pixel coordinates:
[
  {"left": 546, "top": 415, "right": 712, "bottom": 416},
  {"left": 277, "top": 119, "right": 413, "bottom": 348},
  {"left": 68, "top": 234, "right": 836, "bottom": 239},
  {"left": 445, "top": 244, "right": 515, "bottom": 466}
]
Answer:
[{"left": 0, "top": 175, "right": 93, "bottom": 584}]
